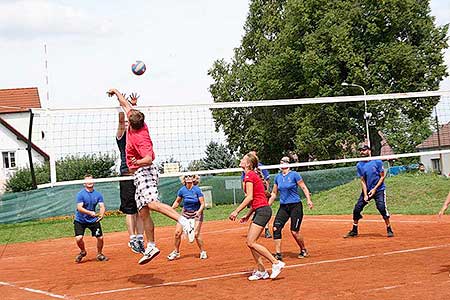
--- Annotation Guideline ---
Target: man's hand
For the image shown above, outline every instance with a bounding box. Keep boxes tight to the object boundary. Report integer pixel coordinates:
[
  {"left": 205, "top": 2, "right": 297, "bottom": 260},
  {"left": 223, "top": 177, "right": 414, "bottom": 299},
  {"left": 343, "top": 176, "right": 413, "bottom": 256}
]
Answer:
[
  {"left": 128, "top": 93, "right": 140, "bottom": 106},
  {"left": 229, "top": 210, "right": 238, "bottom": 221},
  {"left": 368, "top": 188, "right": 376, "bottom": 198}
]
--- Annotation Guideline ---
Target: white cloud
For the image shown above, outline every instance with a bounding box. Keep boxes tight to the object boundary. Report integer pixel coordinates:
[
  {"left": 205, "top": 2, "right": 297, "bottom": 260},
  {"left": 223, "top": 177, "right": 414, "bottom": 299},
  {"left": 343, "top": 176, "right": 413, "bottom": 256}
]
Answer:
[{"left": 0, "top": 0, "right": 114, "bottom": 38}]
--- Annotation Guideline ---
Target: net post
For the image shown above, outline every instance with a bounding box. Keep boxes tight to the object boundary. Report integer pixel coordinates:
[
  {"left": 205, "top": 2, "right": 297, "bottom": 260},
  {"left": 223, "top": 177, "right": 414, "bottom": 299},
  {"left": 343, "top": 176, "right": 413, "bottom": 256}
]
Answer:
[{"left": 45, "top": 109, "right": 57, "bottom": 186}]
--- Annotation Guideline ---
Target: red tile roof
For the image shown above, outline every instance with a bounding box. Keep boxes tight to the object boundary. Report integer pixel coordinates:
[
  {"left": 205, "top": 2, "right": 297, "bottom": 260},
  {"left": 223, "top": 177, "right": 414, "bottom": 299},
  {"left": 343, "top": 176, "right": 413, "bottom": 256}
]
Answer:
[
  {"left": 0, "top": 87, "right": 41, "bottom": 113},
  {"left": 416, "top": 123, "right": 450, "bottom": 149}
]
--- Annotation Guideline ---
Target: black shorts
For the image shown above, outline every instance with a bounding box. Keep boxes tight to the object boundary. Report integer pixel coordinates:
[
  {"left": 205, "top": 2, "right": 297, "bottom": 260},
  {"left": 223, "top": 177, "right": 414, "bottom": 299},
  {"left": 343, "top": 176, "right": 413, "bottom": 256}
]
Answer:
[
  {"left": 119, "top": 179, "right": 138, "bottom": 214},
  {"left": 74, "top": 220, "right": 103, "bottom": 237},
  {"left": 274, "top": 202, "right": 304, "bottom": 232},
  {"left": 252, "top": 206, "right": 272, "bottom": 227}
]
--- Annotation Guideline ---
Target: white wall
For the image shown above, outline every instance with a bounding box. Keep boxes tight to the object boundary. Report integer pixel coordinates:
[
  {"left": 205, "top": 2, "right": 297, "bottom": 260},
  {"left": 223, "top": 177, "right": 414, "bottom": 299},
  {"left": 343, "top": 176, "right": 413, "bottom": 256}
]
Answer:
[{"left": 420, "top": 152, "right": 450, "bottom": 177}]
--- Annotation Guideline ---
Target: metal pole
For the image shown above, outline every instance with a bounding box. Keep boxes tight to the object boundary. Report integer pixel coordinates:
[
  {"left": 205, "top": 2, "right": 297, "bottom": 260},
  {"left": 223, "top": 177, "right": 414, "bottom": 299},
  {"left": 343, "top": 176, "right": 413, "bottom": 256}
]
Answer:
[
  {"left": 27, "top": 109, "right": 37, "bottom": 189},
  {"left": 233, "top": 188, "right": 236, "bottom": 205}
]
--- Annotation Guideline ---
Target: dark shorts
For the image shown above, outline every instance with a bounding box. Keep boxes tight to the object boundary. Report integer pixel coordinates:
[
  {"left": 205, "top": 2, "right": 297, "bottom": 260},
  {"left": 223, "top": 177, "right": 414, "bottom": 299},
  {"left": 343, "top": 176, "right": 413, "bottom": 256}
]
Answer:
[
  {"left": 119, "top": 179, "right": 138, "bottom": 214},
  {"left": 274, "top": 202, "right": 304, "bottom": 232},
  {"left": 74, "top": 220, "right": 103, "bottom": 237},
  {"left": 252, "top": 206, "right": 272, "bottom": 227},
  {"left": 182, "top": 208, "right": 204, "bottom": 222}
]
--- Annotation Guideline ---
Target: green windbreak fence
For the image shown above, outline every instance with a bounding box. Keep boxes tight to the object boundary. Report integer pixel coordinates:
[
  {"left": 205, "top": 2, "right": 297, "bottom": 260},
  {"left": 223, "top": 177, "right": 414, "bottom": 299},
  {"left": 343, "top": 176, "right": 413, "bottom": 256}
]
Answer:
[{"left": 0, "top": 166, "right": 356, "bottom": 224}]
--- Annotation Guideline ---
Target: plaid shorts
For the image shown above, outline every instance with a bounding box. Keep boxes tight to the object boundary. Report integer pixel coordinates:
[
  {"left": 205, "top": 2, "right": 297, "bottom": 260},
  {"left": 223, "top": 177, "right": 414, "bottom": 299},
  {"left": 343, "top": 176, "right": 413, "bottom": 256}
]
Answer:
[{"left": 133, "top": 165, "right": 160, "bottom": 211}]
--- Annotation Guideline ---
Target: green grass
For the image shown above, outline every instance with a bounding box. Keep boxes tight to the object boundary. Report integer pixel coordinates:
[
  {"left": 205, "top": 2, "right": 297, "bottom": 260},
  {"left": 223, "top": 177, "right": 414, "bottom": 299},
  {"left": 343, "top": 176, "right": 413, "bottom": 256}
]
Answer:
[{"left": 0, "top": 173, "right": 448, "bottom": 245}]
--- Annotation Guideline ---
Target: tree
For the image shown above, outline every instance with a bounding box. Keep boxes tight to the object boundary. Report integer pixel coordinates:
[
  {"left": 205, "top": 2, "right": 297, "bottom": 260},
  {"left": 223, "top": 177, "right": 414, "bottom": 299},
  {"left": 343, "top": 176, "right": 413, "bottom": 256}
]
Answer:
[
  {"left": 208, "top": 0, "right": 448, "bottom": 163},
  {"left": 201, "top": 141, "right": 236, "bottom": 170}
]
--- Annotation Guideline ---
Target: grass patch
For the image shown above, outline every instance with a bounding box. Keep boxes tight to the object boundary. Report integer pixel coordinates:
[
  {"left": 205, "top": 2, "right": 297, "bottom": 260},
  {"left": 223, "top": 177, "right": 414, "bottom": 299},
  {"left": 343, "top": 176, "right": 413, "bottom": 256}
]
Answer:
[{"left": 0, "top": 173, "right": 447, "bottom": 245}]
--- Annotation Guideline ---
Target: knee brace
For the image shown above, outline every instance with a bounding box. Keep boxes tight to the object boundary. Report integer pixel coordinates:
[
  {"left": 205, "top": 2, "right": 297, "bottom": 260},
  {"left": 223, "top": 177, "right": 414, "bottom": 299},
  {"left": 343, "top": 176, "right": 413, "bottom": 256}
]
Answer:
[{"left": 273, "top": 221, "right": 283, "bottom": 239}]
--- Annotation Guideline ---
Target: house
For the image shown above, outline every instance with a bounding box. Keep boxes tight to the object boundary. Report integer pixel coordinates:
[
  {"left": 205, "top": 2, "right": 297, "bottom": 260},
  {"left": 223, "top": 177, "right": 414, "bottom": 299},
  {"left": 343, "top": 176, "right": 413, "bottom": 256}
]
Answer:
[
  {"left": 416, "top": 122, "right": 450, "bottom": 176},
  {"left": 0, "top": 87, "right": 49, "bottom": 192}
]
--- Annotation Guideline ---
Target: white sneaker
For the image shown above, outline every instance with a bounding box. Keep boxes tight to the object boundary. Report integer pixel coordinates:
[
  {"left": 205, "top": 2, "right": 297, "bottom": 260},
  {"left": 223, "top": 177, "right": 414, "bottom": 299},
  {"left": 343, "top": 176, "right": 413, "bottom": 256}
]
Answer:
[
  {"left": 199, "top": 251, "right": 208, "bottom": 259},
  {"left": 270, "top": 261, "right": 286, "bottom": 279},
  {"left": 138, "top": 245, "right": 160, "bottom": 265},
  {"left": 167, "top": 250, "right": 180, "bottom": 261},
  {"left": 182, "top": 219, "right": 195, "bottom": 243},
  {"left": 248, "top": 270, "right": 270, "bottom": 281}
]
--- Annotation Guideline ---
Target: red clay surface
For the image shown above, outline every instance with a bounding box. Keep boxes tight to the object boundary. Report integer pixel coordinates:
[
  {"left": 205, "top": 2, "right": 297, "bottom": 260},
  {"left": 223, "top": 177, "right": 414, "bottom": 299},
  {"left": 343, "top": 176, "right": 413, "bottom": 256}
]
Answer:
[{"left": 1, "top": 215, "right": 450, "bottom": 300}]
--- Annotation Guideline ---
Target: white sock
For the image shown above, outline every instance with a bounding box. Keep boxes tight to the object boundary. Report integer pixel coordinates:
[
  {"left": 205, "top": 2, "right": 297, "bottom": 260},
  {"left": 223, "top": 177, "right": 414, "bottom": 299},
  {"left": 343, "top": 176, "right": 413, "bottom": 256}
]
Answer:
[
  {"left": 178, "top": 216, "right": 189, "bottom": 227},
  {"left": 147, "top": 242, "right": 156, "bottom": 248},
  {"left": 130, "top": 234, "right": 136, "bottom": 240},
  {"left": 136, "top": 234, "right": 144, "bottom": 240}
]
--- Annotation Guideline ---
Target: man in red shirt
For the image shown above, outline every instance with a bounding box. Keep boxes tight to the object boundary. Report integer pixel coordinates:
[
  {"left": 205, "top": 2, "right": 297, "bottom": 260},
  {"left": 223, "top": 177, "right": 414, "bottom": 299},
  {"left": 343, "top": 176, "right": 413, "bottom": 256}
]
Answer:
[{"left": 108, "top": 88, "right": 195, "bottom": 265}]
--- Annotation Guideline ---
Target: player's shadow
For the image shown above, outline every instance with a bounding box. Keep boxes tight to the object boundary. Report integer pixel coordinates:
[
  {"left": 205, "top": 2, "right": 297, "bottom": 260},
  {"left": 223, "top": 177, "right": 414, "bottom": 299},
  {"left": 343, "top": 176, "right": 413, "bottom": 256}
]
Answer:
[
  {"left": 128, "top": 273, "right": 164, "bottom": 285},
  {"left": 432, "top": 265, "right": 450, "bottom": 275},
  {"left": 354, "top": 233, "right": 386, "bottom": 238},
  {"left": 283, "top": 251, "right": 303, "bottom": 259}
]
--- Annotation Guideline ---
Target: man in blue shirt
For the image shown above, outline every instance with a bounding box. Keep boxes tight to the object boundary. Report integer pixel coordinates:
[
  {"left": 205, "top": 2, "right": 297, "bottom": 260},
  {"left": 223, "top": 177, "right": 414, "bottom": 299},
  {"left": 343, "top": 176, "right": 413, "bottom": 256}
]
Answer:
[
  {"left": 345, "top": 144, "right": 394, "bottom": 238},
  {"left": 74, "top": 174, "right": 108, "bottom": 263}
]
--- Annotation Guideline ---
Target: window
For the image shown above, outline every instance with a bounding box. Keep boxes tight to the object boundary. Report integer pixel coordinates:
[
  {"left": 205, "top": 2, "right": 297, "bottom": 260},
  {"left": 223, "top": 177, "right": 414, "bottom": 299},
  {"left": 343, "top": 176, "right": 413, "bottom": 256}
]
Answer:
[
  {"left": 2, "top": 151, "right": 16, "bottom": 169},
  {"left": 431, "top": 158, "right": 441, "bottom": 174}
]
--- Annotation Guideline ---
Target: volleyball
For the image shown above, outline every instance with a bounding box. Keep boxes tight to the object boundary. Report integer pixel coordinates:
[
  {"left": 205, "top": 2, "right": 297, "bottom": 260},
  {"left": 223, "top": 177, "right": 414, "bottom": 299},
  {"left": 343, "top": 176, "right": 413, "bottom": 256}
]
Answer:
[{"left": 131, "top": 61, "right": 146, "bottom": 76}]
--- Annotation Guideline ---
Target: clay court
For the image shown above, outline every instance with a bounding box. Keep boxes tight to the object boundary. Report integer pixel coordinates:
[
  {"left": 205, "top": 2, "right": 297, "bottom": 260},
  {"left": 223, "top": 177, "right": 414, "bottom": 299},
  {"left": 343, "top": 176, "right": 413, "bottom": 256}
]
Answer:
[{"left": 1, "top": 215, "right": 450, "bottom": 300}]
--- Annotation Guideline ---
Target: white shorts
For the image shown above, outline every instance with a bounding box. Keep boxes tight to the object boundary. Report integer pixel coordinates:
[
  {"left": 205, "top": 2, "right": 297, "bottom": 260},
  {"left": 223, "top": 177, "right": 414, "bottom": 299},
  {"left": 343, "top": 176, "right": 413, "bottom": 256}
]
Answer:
[{"left": 133, "top": 165, "right": 160, "bottom": 211}]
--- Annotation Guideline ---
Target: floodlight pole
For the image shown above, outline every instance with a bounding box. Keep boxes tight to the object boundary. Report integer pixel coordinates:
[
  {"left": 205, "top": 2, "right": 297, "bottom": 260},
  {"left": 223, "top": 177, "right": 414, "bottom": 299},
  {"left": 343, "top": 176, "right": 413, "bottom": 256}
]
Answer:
[{"left": 341, "top": 82, "right": 371, "bottom": 149}]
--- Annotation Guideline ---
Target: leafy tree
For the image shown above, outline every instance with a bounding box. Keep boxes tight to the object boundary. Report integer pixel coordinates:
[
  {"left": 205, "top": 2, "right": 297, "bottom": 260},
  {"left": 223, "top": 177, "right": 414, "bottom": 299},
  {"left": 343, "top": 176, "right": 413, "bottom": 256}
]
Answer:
[
  {"left": 188, "top": 159, "right": 205, "bottom": 171},
  {"left": 208, "top": 0, "right": 448, "bottom": 163},
  {"left": 201, "top": 141, "right": 236, "bottom": 170}
]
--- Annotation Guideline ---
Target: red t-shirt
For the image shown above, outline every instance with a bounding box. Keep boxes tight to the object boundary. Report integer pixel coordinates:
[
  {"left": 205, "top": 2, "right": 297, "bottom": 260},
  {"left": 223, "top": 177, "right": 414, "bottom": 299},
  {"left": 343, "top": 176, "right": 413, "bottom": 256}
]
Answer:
[
  {"left": 243, "top": 170, "right": 269, "bottom": 210},
  {"left": 126, "top": 122, "right": 155, "bottom": 170}
]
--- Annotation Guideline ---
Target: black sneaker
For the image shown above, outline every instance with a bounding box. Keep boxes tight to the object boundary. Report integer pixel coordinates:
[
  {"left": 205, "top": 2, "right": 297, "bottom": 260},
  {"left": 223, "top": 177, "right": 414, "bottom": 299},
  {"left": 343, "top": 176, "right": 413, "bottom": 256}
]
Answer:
[
  {"left": 344, "top": 230, "right": 358, "bottom": 238},
  {"left": 273, "top": 253, "right": 283, "bottom": 261},
  {"left": 137, "top": 239, "right": 146, "bottom": 254},
  {"left": 96, "top": 253, "right": 109, "bottom": 262},
  {"left": 75, "top": 251, "right": 87, "bottom": 263},
  {"left": 387, "top": 228, "right": 394, "bottom": 238},
  {"left": 264, "top": 228, "right": 272, "bottom": 239},
  {"left": 298, "top": 249, "right": 309, "bottom": 258},
  {"left": 129, "top": 239, "right": 141, "bottom": 254}
]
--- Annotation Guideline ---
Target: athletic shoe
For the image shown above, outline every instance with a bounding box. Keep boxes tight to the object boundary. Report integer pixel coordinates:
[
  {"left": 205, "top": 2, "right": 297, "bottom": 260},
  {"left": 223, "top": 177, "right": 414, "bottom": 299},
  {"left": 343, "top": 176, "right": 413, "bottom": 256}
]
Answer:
[
  {"left": 96, "top": 253, "right": 109, "bottom": 262},
  {"left": 344, "top": 230, "right": 358, "bottom": 238},
  {"left": 137, "top": 239, "right": 146, "bottom": 254},
  {"left": 75, "top": 251, "right": 87, "bottom": 263},
  {"left": 264, "top": 228, "right": 272, "bottom": 239},
  {"left": 248, "top": 270, "right": 270, "bottom": 281},
  {"left": 167, "top": 250, "right": 180, "bottom": 261},
  {"left": 387, "top": 227, "right": 394, "bottom": 238},
  {"left": 128, "top": 239, "right": 141, "bottom": 254},
  {"left": 298, "top": 249, "right": 309, "bottom": 259},
  {"left": 138, "top": 245, "right": 160, "bottom": 265},
  {"left": 270, "top": 261, "right": 286, "bottom": 279},
  {"left": 182, "top": 219, "right": 195, "bottom": 243},
  {"left": 273, "top": 253, "right": 283, "bottom": 261},
  {"left": 199, "top": 251, "right": 208, "bottom": 259}
]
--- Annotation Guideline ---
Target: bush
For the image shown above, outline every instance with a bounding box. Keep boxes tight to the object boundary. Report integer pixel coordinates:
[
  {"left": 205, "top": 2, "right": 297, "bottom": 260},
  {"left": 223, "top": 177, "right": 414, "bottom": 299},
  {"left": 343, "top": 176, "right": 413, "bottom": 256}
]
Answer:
[{"left": 5, "top": 154, "right": 117, "bottom": 193}]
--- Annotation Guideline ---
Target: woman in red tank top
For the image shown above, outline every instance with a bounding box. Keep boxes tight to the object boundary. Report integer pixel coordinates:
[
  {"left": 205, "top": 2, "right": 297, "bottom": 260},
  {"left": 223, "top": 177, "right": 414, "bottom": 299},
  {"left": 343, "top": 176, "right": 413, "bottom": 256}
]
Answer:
[{"left": 229, "top": 152, "right": 285, "bottom": 280}]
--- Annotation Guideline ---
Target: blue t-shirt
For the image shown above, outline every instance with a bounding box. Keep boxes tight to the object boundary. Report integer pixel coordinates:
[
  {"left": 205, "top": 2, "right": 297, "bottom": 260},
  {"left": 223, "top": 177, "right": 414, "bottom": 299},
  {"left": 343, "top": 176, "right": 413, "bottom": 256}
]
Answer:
[
  {"left": 274, "top": 171, "right": 302, "bottom": 204},
  {"left": 116, "top": 134, "right": 129, "bottom": 175},
  {"left": 177, "top": 185, "right": 204, "bottom": 211},
  {"left": 241, "top": 162, "right": 270, "bottom": 182},
  {"left": 75, "top": 189, "right": 104, "bottom": 223},
  {"left": 356, "top": 160, "right": 386, "bottom": 192}
]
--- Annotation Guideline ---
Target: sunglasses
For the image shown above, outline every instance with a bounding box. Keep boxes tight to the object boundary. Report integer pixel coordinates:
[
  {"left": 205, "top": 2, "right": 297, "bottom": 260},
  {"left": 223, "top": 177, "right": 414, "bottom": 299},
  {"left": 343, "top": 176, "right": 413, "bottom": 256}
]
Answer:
[{"left": 184, "top": 175, "right": 194, "bottom": 179}]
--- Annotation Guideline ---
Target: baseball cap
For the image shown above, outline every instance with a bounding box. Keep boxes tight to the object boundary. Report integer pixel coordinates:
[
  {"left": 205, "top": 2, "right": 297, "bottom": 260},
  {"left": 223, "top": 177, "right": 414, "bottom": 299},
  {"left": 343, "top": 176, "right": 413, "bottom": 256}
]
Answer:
[{"left": 358, "top": 144, "right": 370, "bottom": 151}]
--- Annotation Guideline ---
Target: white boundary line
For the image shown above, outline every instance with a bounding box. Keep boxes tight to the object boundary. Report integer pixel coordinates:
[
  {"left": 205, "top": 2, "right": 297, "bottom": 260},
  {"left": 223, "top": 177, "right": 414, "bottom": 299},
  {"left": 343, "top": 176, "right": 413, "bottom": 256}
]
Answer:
[
  {"left": 0, "top": 281, "right": 66, "bottom": 299},
  {"left": 76, "top": 243, "right": 450, "bottom": 298},
  {"left": 307, "top": 218, "right": 440, "bottom": 224}
]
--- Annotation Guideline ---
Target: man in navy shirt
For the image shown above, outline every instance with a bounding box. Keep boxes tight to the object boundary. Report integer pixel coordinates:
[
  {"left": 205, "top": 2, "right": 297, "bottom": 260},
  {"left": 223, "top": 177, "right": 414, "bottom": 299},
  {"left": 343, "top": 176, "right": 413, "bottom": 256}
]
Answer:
[
  {"left": 74, "top": 174, "right": 108, "bottom": 263},
  {"left": 345, "top": 144, "right": 394, "bottom": 238}
]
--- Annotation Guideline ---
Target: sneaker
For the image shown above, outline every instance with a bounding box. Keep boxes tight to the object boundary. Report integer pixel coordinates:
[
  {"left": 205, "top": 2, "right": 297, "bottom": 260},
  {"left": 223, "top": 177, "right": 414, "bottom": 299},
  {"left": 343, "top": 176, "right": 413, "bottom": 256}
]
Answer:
[
  {"left": 298, "top": 249, "right": 309, "bottom": 259},
  {"left": 264, "top": 228, "right": 272, "bottom": 239},
  {"left": 182, "top": 219, "right": 195, "bottom": 243},
  {"left": 387, "top": 228, "right": 394, "bottom": 238},
  {"left": 137, "top": 239, "right": 146, "bottom": 254},
  {"left": 96, "top": 253, "right": 109, "bottom": 262},
  {"left": 138, "top": 245, "right": 161, "bottom": 265},
  {"left": 167, "top": 250, "right": 180, "bottom": 261},
  {"left": 344, "top": 230, "right": 358, "bottom": 238},
  {"left": 75, "top": 251, "right": 86, "bottom": 263},
  {"left": 199, "top": 251, "right": 208, "bottom": 259},
  {"left": 273, "top": 253, "right": 283, "bottom": 261},
  {"left": 128, "top": 239, "right": 141, "bottom": 254},
  {"left": 248, "top": 270, "right": 270, "bottom": 281},
  {"left": 270, "top": 261, "right": 286, "bottom": 279}
]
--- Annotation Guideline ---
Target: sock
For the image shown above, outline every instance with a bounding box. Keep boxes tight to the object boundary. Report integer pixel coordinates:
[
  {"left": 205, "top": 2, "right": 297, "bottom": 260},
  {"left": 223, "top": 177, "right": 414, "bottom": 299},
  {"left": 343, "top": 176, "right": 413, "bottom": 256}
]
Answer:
[
  {"left": 178, "top": 216, "right": 189, "bottom": 227},
  {"left": 136, "top": 234, "right": 144, "bottom": 240},
  {"left": 130, "top": 234, "right": 136, "bottom": 241},
  {"left": 147, "top": 242, "right": 156, "bottom": 248}
]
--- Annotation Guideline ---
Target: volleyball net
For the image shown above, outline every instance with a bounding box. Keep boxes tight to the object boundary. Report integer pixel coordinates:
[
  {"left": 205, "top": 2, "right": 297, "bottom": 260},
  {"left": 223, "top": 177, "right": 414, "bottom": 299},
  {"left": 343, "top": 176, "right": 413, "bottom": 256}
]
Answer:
[{"left": 28, "top": 90, "right": 450, "bottom": 188}]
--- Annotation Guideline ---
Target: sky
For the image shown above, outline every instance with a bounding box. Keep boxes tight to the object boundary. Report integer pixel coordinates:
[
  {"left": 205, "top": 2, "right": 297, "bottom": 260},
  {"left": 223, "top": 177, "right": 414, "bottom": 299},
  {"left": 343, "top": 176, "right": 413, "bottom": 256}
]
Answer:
[{"left": 0, "top": 0, "right": 449, "bottom": 109}]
